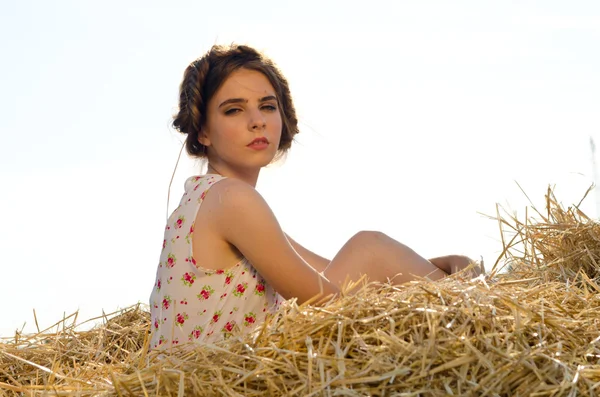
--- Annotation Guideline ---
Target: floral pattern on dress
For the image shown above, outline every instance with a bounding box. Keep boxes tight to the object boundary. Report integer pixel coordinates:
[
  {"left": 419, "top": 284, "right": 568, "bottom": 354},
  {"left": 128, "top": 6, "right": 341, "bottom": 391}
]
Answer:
[
  {"left": 162, "top": 296, "right": 172, "bottom": 310},
  {"left": 233, "top": 282, "right": 248, "bottom": 297},
  {"left": 197, "top": 285, "right": 214, "bottom": 300},
  {"left": 244, "top": 312, "right": 257, "bottom": 327},
  {"left": 181, "top": 272, "right": 196, "bottom": 287},
  {"left": 222, "top": 320, "right": 236, "bottom": 338},
  {"left": 166, "top": 253, "right": 176, "bottom": 268},
  {"left": 255, "top": 281, "right": 266, "bottom": 296},
  {"left": 149, "top": 175, "right": 284, "bottom": 350},
  {"left": 185, "top": 223, "right": 194, "bottom": 244},
  {"left": 189, "top": 325, "right": 204, "bottom": 340},
  {"left": 175, "top": 312, "right": 189, "bottom": 327},
  {"left": 211, "top": 310, "right": 222, "bottom": 324}
]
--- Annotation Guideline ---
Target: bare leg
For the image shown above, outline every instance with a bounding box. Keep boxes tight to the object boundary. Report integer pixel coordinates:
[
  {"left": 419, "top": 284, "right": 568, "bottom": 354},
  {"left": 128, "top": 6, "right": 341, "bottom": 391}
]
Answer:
[{"left": 323, "top": 231, "right": 447, "bottom": 289}]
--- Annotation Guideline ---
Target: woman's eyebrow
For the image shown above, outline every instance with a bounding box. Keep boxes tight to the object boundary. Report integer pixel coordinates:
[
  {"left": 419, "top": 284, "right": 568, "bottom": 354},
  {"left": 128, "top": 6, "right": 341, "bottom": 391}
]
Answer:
[
  {"left": 218, "top": 95, "right": 277, "bottom": 109},
  {"left": 218, "top": 98, "right": 246, "bottom": 108},
  {"left": 259, "top": 95, "right": 277, "bottom": 103}
]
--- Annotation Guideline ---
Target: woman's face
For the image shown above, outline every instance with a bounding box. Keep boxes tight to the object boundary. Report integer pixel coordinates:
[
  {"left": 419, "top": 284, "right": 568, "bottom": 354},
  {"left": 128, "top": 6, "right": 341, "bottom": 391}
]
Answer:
[{"left": 201, "top": 68, "right": 283, "bottom": 172}]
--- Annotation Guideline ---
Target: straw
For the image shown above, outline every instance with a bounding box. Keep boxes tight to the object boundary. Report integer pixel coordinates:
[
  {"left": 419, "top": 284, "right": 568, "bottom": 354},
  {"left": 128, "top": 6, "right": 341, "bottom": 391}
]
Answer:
[{"left": 2, "top": 185, "right": 599, "bottom": 396}]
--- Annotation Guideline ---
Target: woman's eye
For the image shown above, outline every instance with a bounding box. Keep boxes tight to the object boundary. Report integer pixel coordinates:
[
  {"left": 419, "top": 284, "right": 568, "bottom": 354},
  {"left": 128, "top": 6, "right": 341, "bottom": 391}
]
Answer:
[
  {"left": 224, "top": 108, "right": 241, "bottom": 115},
  {"left": 262, "top": 104, "right": 277, "bottom": 112}
]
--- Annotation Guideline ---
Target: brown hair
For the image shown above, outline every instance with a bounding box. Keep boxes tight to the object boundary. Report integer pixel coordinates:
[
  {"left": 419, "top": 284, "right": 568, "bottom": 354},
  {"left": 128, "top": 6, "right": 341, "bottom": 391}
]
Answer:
[{"left": 172, "top": 44, "right": 299, "bottom": 159}]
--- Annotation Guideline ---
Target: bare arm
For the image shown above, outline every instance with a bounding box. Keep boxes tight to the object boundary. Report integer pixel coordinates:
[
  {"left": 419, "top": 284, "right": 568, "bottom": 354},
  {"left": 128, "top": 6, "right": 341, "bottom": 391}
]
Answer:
[
  {"left": 285, "top": 234, "right": 331, "bottom": 273},
  {"left": 206, "top": 179, "right": 339, "bottom": 304}
]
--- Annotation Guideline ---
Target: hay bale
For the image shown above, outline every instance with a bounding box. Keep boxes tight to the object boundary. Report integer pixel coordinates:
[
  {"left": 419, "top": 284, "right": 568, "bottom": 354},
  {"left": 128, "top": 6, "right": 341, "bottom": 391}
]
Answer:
[
  {"left": 2, "top": 186, "right": 600, "bottom": 396},
  {"left": 490, "top": 186, "right": 600, "bottom": 284},
  {"left": 0, "top": 306, "right": 148, "bottom": 396}
]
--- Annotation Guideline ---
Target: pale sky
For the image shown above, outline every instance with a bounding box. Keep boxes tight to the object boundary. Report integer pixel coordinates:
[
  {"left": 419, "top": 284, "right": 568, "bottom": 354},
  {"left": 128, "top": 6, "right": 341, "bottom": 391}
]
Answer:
[{"left": 1, "top": 1, "right": 599, "bottom": 336}]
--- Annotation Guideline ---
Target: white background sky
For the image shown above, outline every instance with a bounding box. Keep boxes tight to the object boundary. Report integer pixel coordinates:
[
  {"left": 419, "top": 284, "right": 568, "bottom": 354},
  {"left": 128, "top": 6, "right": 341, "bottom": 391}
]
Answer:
[{"left": 1, "top": 1, "right": 599, "bottom": 336}]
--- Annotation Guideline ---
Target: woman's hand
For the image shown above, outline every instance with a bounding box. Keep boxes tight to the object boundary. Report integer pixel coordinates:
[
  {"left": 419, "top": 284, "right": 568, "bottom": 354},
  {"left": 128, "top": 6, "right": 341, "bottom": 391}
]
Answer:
[{"left": 429, "top": 255, "right": 484, "bottom": 277}]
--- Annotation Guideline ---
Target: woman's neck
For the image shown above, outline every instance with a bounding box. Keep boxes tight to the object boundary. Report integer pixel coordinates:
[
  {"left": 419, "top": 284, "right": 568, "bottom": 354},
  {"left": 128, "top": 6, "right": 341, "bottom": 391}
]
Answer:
[{"left": 206, "top": 162, "right": 260, "bottom": 187}]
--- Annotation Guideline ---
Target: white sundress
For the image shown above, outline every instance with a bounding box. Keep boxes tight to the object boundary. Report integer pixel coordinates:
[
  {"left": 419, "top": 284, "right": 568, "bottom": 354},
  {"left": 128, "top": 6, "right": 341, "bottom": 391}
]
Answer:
[{"left": 149, "top": 175, "right": 283, "bottom": 349}]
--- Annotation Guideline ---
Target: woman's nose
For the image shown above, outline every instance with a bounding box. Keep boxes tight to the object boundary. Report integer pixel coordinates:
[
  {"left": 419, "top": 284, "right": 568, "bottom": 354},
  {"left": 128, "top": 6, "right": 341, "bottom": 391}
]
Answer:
[{"left": 248, "top": 108, "right": 266, "bottom": 130}]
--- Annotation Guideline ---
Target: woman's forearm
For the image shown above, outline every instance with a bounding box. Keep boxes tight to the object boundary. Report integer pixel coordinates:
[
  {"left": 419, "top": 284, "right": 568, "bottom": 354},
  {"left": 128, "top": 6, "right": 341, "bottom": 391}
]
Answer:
[{"left": 285, "top": 234, "right": 331, "bottom": 273}]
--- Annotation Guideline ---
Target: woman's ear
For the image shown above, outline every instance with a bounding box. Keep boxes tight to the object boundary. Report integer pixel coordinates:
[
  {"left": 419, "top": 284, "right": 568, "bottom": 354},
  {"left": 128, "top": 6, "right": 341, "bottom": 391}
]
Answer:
[{"left": 198, "top": 128, "right": 211, "bottom": 147}]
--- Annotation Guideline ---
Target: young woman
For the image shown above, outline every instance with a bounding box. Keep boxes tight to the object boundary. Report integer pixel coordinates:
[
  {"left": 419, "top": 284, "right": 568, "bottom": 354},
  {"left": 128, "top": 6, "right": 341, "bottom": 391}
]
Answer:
[{"left": 149, "top": 44, "right": 480, "bottom": 349}]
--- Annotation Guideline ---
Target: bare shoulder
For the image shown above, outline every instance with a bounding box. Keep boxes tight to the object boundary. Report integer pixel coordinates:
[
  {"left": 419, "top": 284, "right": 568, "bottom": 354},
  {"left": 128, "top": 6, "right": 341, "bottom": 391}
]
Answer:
[
  {"left": 202, "top": 177, "right": 269, "bottom": 214},
  {"left": 191, "top": 177, "right": 268, "bottom": 270},
  {"left": 200, "top": 177, "right": 278, "bottom": 240}
]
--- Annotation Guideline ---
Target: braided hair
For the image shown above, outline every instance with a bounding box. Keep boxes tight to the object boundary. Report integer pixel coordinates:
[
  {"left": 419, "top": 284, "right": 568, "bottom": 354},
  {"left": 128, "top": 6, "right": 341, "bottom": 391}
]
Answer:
[{"left": 172, "top": 44, "right": 299, "bottom": 159}]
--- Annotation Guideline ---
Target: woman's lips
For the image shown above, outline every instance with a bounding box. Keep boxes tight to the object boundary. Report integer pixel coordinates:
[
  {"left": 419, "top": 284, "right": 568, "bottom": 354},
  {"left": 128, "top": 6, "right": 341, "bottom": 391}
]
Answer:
[
  {"left": 247, "top": 138, "right": 269, "bottom": 150},
  {"left": 248, "top": 141, "right": 269, "bottom": 150}
]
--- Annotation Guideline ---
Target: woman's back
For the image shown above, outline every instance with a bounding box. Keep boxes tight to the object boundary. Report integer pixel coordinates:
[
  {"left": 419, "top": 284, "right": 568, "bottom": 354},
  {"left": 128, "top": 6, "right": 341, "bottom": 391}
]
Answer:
[{"left": 149, "top": 175, "right": 282, "bottom": 349}]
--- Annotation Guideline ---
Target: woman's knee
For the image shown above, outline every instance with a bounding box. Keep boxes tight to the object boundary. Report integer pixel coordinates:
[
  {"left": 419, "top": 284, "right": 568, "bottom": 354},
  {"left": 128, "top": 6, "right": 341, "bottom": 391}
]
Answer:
[
  {"left": 332, "top": 231, "right": 386, "bottom": 266},
  {"left": 349, "top": 230, "right": 389, "bottom": 247}
]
